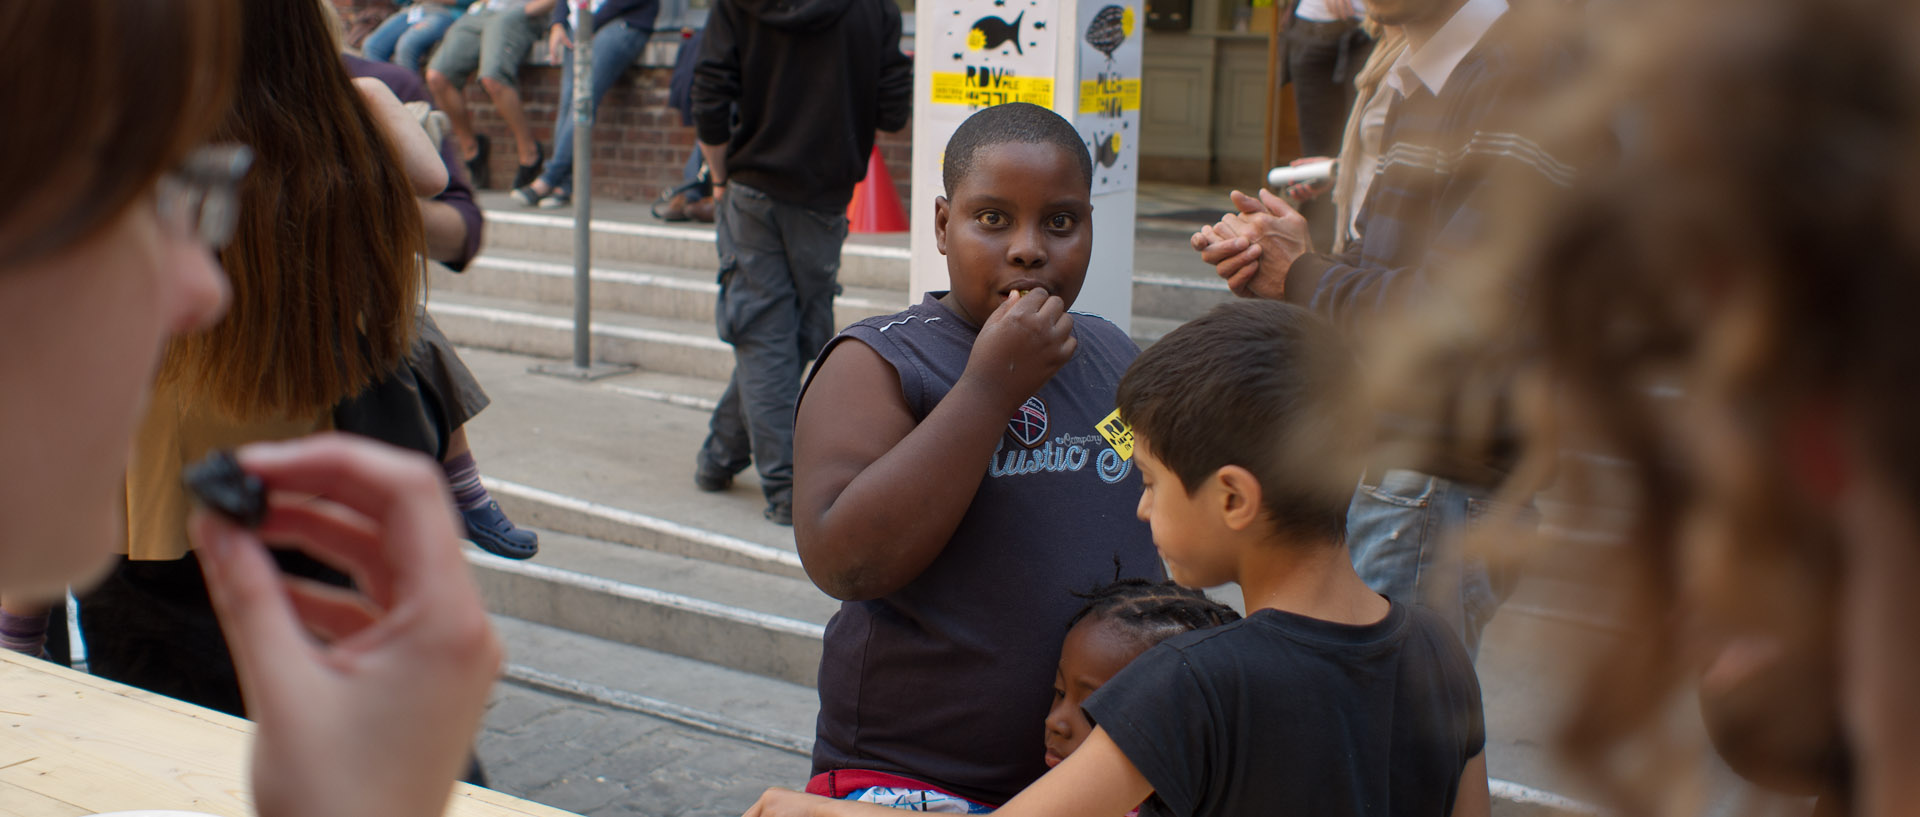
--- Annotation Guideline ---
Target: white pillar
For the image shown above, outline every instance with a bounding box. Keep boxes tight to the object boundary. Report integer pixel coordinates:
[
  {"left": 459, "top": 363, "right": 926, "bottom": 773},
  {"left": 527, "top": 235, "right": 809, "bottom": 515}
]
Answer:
[{"left": 908, "top": 0, "right": 1144, "bottom": 333}]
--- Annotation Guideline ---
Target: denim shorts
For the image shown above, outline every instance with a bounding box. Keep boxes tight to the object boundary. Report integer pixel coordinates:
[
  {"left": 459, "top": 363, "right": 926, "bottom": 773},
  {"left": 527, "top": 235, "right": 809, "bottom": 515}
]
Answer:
[{"left": 427, "top": 9, "right": 545, "bottom": 89}]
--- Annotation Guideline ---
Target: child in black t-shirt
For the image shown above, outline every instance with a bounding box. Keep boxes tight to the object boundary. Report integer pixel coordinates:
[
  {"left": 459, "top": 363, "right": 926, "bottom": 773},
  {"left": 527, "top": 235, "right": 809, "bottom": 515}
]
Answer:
[{"left": 743, "top": 300, "right": 1489, "bottom": 817}]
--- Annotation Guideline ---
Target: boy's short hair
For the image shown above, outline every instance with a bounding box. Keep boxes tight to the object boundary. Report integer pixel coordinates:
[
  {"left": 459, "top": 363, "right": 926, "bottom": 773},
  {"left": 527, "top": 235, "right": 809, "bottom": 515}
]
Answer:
[
  {"left": 942, "top": 102, "right": 1094, "bottom": 196},
  {"left": 1117, "top": 301, "right": 1364, "bottom": 544}
]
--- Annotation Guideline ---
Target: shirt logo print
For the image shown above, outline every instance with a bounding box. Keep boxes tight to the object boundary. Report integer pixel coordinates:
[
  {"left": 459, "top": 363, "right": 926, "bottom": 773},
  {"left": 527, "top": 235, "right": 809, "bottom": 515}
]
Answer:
[{"left": 1008, "top": 396, "right": 1049, "bottom": 448}]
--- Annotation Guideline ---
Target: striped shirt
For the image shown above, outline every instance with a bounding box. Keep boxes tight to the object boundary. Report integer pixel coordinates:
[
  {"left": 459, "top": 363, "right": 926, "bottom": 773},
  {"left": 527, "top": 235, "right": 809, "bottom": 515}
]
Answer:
[{"left": 1283, "top": 1, "right": 1573, "bottom": 337}]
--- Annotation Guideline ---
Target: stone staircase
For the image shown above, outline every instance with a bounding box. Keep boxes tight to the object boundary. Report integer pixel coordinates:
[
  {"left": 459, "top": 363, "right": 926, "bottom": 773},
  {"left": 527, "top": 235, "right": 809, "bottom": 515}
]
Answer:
[{"left": 438, "top": 196, "right": 1624, "bottom": 816}]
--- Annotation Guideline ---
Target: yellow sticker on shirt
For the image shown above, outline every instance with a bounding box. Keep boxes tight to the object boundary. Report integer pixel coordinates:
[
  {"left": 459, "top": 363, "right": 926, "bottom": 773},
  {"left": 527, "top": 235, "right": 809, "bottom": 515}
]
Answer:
[{"left": 1096, "top": 409, "right": 1135, "bottom": 460}]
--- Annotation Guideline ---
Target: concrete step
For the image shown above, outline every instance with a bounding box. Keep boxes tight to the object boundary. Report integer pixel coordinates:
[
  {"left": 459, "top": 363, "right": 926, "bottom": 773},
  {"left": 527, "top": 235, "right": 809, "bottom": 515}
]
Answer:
[
  {"left": 431, "top": 278, "right": 1184, "bottom": 381},
  {"left": 475, "top": 204, "right": 1234, "bottom": 325},
  {"left": 453, "top": 345, "right": 796, "bottom": 550},
  {"left": 468, "top": 528, "right": 829, "bottom": 686},
  {"left": 486, "top": 477, "right": 804, "bottom": 581},
  {"left": 481, "top": 208, "right": 911, "bottom": 292},
  {"left": 492, "top": 615, "right": 819, "bottom": 750},
  {"left": 1133, "top": 271, "right": 1235, "bottom": 322},
  {"left": 479, "top": 617, "right": 815, "bottom": 817},
  {"left": 439, "top": 249, "right": 901, "bottom": 330},
  {"left": 431, "top": 290, "right": 734, "bottom": 381}
]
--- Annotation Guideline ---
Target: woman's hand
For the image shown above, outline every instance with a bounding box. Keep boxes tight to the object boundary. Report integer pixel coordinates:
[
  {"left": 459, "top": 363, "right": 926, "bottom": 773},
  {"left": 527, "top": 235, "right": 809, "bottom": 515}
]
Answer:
[{"left": 192, "top": 434, "right": 501, "bottom": 817}]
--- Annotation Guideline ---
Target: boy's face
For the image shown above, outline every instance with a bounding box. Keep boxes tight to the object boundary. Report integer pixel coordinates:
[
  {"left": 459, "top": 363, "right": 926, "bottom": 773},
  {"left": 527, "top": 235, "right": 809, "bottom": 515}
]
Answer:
[
  {"left": 934, "top": 141, "right": 1093, "bottom": 327},
  {"left": 1135, "top": 436, "right": 1239, "bottom": 589},
  {"left": 1044, "top": 617, "right": 1141, "bottom": 769}
]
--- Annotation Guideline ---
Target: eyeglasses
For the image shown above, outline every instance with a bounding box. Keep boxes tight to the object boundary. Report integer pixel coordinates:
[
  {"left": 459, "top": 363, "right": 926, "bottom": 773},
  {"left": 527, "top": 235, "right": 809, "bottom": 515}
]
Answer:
[{"left": 155, "top": 144, "right": 252, "bottom": 250}]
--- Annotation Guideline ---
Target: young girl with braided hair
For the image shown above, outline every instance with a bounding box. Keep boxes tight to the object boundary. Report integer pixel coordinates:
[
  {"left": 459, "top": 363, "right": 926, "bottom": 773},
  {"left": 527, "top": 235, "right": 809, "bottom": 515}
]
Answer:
[{"left": 1045, "top": 579, "right": 1241, "bottom": 771}]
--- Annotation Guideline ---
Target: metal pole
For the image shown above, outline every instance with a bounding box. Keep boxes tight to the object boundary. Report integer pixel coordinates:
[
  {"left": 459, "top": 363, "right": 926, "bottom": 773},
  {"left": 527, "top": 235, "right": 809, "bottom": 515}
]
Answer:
[
  {"left": 531, "top": 2, "right": 630, "bottom": 382},
  {"left": 571, "top": 0, "right": 594, "bottom": 369}
]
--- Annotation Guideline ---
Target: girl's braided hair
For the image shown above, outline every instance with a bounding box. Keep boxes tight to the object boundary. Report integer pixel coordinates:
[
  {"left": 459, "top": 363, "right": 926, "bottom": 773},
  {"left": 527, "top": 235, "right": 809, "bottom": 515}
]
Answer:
[{"left": 1066, "top": 577, "right": 1242, "bottom": 646}]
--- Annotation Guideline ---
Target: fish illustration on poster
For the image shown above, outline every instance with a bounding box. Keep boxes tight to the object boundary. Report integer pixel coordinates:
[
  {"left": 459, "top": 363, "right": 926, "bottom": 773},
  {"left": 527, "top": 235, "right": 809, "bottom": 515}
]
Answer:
[
  {"left": 1075, "top": 0, "right": 1142, "bottom": 193},
  {"left": 928, "top": 0, "right": 1059, "bottom": 122}
]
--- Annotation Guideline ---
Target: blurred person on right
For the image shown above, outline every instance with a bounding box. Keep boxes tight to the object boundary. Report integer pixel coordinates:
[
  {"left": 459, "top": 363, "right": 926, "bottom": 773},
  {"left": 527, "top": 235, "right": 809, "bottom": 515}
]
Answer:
[
  {"left": 1192, "top": 0, "right": 1573, "bottom": 657},
  {"left": 1371, "top": 0, "right": 1920, "bottom": 814}
]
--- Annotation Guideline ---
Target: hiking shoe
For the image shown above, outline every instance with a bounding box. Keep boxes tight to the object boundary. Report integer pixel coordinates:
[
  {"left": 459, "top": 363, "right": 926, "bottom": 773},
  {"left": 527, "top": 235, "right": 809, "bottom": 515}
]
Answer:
[
  {"left": 694, "top": 461, "right": 733, "bottom": 492},
  {"left": 537, "top": 189, "right": 571, "bottom": 209},
  {"left": 652, "top": 191, "right": 691, "bottom": 221},
  {"left": 464, "top": 133, "right": 491, "bottom": 189},
  {"left": 763, "top": 501, "right": 792, "bottom": 527},
  {"left": 509, "top": 185, "right": 542, "bottom": 207},
  {"left": 462, "top": 500, "right": 538, "bottom": 559},
  {"left": 510, "top": 141, "right": 545, "bottom": 190},
  {"left": 688, "top": 196, "right": 717, "bottom": 223}
]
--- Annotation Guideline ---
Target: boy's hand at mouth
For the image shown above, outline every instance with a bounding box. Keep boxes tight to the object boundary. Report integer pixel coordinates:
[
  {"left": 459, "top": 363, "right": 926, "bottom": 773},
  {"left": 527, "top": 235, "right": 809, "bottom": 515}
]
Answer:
[{"left": 964, "top": 288, "right": 1077, "bottom": 410}]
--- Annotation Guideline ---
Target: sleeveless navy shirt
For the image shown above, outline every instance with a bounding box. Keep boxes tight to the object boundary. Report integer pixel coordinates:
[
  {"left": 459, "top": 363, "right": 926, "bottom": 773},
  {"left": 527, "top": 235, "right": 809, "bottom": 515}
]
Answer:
[{"left": 800, "top": 293, "right": 1164, "bottom": 805}]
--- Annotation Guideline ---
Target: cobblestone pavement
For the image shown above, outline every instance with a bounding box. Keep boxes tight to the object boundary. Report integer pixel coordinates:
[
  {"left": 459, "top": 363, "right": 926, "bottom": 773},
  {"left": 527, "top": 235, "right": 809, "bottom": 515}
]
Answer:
[{"left": 478, "top": 682, "right": 813, "bottom": 817}]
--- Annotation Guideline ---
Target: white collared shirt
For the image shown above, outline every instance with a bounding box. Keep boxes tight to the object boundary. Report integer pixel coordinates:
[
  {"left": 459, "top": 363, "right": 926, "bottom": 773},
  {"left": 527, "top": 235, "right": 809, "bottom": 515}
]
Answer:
[{"left": 1383, "top": 0, "right": 1509, "bottom": 98}]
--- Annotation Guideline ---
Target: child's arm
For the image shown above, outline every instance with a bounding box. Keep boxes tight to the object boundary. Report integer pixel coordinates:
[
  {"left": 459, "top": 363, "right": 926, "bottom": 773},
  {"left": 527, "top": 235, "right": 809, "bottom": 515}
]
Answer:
[
  {"left": 742, "top": 727, "right": 1151, "bottom": 817},
  {"left": 1451, "top": 753, "right": 1490, "bottom": 817},
  {"left": 793, "top": 290, "right": 1076, "bottom": 600}
]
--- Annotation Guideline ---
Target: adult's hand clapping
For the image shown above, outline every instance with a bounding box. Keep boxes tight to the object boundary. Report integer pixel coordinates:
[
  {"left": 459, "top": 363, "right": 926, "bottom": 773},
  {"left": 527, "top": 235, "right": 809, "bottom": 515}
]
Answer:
[{"left": 1190, "top": 188, "right": 1314, "bottom": 301}]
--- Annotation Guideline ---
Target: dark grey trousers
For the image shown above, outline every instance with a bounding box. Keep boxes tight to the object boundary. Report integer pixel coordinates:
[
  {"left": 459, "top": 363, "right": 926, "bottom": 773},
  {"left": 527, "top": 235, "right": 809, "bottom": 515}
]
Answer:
[
  {"left": 699, "top": 182, "right": 848, "bottom": 508},
  {"left": 1285, "top": 16, "right": 1376, "bottom": 158}
]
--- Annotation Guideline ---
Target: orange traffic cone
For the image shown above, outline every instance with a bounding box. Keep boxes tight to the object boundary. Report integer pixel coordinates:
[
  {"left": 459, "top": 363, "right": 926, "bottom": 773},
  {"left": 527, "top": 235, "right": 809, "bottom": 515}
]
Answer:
[{"left": 846, "top": 146, "right": 908, "bottom": 233}]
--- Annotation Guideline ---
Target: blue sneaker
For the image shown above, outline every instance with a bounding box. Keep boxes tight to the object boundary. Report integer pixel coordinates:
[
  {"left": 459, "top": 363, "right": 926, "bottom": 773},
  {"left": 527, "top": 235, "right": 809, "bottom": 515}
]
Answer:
[{"left": 462, "top": 500, "right": 538, "bottom": 559}]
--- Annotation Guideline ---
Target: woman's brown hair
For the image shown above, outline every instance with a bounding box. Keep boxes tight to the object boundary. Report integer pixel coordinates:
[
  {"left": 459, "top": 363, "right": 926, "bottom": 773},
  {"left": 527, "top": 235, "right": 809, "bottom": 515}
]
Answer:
[
  {"left": 1373, "top": 0, "right": 1920, "bottom": 811},
  {"left": 0, "top": 0, "right": 239, "bottom": 266},
  {"left": 157, "top": 0, "right": 426, "bottom": 420}
]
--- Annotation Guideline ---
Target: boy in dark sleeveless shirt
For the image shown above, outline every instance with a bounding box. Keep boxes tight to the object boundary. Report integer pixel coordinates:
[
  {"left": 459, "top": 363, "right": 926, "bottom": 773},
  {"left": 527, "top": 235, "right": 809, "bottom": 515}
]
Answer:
[
  {"left": 752, "top": 301, "right": 1487, "bottom": 817},
  {"left": 790, "top": 103, "right": 1163, "bottom": 809}
]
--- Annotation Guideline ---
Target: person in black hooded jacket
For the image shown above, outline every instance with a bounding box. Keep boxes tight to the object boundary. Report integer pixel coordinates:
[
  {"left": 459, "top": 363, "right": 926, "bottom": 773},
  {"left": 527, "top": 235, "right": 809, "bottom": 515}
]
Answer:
[{"left": 688, "top": 0, "right": 911, "bottom": 525}]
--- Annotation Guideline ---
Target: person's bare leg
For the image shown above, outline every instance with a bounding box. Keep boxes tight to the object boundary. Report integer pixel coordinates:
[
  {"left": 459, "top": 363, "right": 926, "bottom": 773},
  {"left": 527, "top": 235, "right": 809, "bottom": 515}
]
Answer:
[
  {"left": 444, "top": 425, "right": 473, "bottom": 461},
  {"left": 428, "top": 69, "right": 479, "bottom": 160},
  {"left": 480, "top": 78, "right": 539, "bottom": 165}
]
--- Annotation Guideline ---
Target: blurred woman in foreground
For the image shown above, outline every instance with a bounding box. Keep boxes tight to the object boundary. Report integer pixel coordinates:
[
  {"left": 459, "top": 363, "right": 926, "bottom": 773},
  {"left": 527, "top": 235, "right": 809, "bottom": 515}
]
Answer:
[
  {"left": 1385, "top": 0, "right": 1920, "bottom": 814},
  {"left": 0, "top": 3, "right": 500, "bottom": 817}
]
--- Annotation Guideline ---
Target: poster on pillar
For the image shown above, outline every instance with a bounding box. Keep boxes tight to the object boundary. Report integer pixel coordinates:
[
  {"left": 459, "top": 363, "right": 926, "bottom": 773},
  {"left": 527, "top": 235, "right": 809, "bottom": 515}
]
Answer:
[
  {"left": 1075, "top": 0, "right": 1142, "bottom": 193},
  {"left": 928, "top": 0, "right": 1060, "bottom": 123}
]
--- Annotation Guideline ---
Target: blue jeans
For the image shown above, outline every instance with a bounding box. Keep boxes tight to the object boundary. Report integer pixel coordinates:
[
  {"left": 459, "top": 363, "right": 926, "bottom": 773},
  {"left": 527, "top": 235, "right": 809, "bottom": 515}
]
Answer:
[
  {"left": 682, "top": 147, "right": 708, "bottom": 203},
  {"left": 698, "top": 183, "right": 848, "bottom": 508},
  {"left": 363, "top": 6, "right": 461, "bottom": 75},
  {"left": 539, "top": 20, "right": 652, "bottom": 193},
  {"left": 1345, "top": 469, "right": 1535, "bottom": 658}
]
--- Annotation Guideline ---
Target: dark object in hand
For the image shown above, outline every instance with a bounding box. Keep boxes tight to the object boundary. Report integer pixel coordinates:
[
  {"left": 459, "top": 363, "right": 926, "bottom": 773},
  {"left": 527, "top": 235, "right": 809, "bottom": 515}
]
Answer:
[{"left": 183, "top": 449, "right": 268, "bottom": 528}]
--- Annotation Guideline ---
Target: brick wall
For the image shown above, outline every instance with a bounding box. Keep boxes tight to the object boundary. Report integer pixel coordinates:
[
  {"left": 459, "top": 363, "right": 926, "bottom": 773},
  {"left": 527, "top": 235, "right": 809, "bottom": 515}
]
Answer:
[{"left": 465, "top": 64, "right": 914, "bottom": 207}]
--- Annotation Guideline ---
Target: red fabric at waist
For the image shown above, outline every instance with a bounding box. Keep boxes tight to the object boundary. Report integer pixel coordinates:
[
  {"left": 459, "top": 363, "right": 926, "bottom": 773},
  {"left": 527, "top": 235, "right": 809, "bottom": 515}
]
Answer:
[{"left": 805, "top": 770, "right": 1000, "bottom": 810}]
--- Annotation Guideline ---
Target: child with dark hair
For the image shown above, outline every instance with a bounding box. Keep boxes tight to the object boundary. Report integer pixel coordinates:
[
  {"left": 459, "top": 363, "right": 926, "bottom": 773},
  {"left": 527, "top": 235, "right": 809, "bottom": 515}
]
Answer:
[
  {"left": 789, "top": 101, "right": 1162, "bottom": 810},
  {"left": 748, "top": 299, "right": 1487, "bottom": 817},
  {"left": 1046, "top": 580, "right": 1240, "bottom": 773}
]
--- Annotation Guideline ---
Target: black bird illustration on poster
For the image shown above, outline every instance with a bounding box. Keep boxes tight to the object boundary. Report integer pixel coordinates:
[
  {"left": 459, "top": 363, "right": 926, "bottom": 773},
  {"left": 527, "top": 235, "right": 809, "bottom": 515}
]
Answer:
[
  {"left": 1085, "top": 5, "right": 1128, "bottom": 59},
  {"left": 1093, "top": 131, "right": 1121, "bottom": 167},
  {"left": 969, "top": 11, "right": 1025, "bottom": 54}
]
